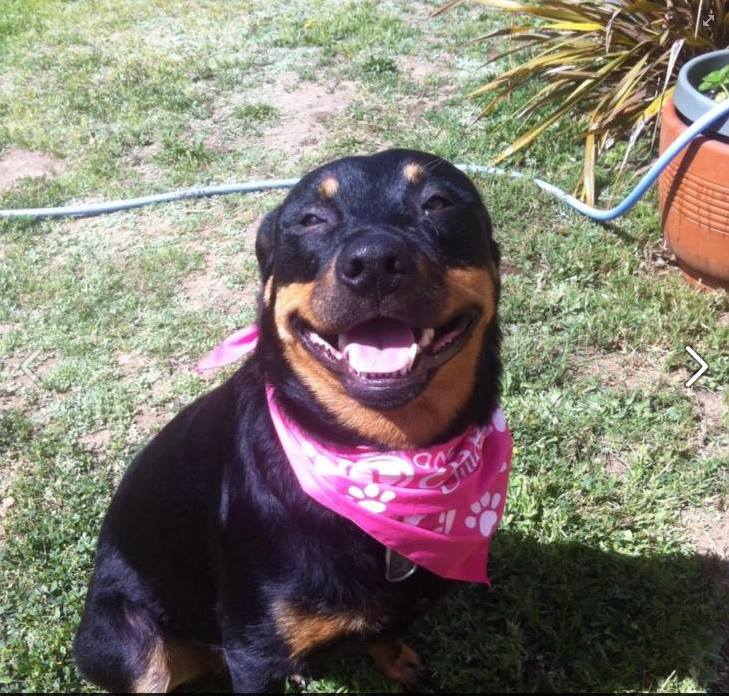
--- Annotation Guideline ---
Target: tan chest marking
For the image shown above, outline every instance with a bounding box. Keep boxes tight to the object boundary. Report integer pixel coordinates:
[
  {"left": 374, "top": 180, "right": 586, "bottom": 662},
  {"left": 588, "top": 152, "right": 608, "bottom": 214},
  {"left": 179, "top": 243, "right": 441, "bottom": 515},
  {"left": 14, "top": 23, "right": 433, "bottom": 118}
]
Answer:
[{"left": 273, "top": 600, "right": 380, "bottom": 658}]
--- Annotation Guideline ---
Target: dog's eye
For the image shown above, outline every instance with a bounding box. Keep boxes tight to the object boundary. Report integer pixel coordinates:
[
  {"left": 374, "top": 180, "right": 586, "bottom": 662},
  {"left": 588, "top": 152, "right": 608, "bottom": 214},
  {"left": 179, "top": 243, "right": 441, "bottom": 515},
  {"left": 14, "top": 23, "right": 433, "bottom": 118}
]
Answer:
[
  {"left": 422, "top": 195, "right": 452, "bottom": 213},
  {"left": 299, "top": 213, "right": 325, "bottom": 227}
]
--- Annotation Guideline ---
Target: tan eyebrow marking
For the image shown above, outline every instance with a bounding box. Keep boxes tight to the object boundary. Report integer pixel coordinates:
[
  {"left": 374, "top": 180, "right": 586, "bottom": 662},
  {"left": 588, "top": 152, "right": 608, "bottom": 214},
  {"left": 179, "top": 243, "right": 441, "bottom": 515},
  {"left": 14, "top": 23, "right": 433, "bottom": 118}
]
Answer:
[
  {"left": 403, "top": 163, "right": 424, "bottom": 183},
  {"left": 318, "top": 176, "right": 339, "bottom": 198}
]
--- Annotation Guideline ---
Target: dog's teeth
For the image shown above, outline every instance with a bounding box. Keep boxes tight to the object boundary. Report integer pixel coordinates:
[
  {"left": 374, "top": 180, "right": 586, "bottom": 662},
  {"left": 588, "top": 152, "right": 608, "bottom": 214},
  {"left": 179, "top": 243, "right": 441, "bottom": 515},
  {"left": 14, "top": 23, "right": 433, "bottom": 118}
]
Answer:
[
  {"left": 307, "top": 330, "right": 341, "bottom": 359},
  {"left": 406, "top": 343, "right": 418, "bottom": 370},
  {"left": 350, "top": 367, "right": 418, "bottom": 379},
  {"left": 418, "top": 328, "right": 435, "bottom": 348},
  {"left": 307, "top": 330, "right": 323, "bottom": 346},
  {"left": 433, "top": 336, "right": 454, "bottom": 353}
]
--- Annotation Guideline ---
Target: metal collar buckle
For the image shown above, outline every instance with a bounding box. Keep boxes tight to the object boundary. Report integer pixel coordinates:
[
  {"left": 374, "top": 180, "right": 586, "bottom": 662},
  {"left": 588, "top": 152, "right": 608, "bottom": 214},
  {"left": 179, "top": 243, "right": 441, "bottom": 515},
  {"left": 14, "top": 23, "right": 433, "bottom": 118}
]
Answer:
[{"left": 385, "top": 547, "right": 418, "bottom": 583}]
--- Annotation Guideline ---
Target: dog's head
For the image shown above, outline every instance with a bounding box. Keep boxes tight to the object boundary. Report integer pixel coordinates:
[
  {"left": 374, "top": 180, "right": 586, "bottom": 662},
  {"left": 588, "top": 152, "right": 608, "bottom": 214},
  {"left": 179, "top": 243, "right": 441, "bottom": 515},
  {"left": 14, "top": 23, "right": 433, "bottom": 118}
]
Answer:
[{"left": 255, "top": 149, "right": 501, "bottom": 448}]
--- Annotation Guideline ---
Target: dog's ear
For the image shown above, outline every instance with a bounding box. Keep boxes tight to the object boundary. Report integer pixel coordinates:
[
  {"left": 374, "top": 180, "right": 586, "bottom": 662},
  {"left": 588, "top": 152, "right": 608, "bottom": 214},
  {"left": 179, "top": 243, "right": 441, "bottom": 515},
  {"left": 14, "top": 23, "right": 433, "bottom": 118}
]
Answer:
[
  {"left": 490, "top": 237, "right": 501, "bottom": 268},
  {"left": 255, "top": 208, "right": 278, "bottom": 281},
  {"left": 483, "top": 208, "right": 500, "bottom": 267}
]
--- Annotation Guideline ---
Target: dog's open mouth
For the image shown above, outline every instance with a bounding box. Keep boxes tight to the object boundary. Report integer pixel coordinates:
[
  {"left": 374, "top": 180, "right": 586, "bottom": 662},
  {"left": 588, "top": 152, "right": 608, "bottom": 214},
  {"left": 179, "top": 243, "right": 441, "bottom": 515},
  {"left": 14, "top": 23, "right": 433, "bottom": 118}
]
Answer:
[{"left": 293, "top": 312, "right": 479, "bottom": 405}]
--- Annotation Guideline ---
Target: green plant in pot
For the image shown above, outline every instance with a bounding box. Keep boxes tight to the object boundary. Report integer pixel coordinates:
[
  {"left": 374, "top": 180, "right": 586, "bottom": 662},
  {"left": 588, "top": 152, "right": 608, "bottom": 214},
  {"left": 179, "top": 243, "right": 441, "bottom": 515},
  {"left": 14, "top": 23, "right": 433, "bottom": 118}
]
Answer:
[{"left": 699, "top": 65, "right": 729, "bottom": 102}]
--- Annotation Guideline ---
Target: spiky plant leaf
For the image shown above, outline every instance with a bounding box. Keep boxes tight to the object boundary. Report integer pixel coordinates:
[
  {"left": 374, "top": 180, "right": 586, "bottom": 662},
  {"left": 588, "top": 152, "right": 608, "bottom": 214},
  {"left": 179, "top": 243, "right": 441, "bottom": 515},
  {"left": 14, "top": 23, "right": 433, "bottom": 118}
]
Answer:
[{"left": 439, "top": 0, "right": 729, "bottom": 203}]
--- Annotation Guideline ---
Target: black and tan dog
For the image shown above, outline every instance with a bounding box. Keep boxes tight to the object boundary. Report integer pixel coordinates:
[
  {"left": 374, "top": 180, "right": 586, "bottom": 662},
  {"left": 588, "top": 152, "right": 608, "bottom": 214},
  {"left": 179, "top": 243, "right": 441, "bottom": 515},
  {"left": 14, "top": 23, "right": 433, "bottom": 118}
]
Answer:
[{"left": 74, "top": 149, "right": 502, "bottom": 692}]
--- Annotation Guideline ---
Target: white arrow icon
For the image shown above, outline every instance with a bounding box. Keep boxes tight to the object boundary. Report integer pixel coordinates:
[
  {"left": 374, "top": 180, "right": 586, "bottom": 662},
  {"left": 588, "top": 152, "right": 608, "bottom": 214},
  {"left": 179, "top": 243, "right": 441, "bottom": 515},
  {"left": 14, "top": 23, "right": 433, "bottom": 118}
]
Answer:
[
  {"left": 19, "top": 348, "right": 43, "bottom": 387},
  {"left": 685, "top": 346, "right": 708, "bottom": 388}
]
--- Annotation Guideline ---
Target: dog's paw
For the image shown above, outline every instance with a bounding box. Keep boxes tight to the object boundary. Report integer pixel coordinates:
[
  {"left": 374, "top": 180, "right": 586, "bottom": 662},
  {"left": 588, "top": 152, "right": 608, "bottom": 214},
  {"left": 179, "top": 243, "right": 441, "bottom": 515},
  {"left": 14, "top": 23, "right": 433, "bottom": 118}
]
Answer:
[
  {"left": 368, "top": 640, "right": 436, "bottom": 692},
  {"left": 288, "top": 672, "right": 310, "bottom": 690}
]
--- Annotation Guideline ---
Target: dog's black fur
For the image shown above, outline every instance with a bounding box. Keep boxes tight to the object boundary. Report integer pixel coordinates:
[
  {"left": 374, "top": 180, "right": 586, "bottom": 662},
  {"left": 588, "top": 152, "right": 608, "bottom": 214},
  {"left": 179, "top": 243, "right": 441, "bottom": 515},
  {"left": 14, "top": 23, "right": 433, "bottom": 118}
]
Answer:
[{"left": 74, "top": 149, "right": 502, "bottom": 692}]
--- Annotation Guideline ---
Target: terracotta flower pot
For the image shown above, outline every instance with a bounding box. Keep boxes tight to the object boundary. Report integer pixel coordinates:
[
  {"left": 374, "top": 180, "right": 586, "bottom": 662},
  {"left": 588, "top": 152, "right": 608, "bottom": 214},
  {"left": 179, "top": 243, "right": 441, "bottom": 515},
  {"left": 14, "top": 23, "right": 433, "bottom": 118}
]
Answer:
[{"left": 658, "top": 51, "right": 729, "bottom": 291}]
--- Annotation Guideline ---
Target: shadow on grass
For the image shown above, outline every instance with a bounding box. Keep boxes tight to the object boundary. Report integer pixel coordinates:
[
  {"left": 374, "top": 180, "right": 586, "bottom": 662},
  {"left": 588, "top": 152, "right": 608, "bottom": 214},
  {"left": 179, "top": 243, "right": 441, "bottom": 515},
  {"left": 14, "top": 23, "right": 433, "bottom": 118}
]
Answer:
[
  {"left": 407, "top": 532, "right": 728, "bottom": 693},
  {"left": 596, "top": 219, "right": 638, "bottom": 244},
  {"left": 177, "top": 532, "right": 727, "bottom": 693}
]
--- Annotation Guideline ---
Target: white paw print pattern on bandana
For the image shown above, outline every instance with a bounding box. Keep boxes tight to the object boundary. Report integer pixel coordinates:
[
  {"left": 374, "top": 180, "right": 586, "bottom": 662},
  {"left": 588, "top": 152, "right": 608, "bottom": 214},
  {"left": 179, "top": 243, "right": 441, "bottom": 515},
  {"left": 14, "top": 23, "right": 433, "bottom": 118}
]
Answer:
[
  {"left": 465, "top": 491, "right": 501, "bottom": 537},
  {"left": 435, "top": 509, "right": 456, "bottom": 534},
  {"left": 348, "top": 483, "right": 395, "bottom": 513}
]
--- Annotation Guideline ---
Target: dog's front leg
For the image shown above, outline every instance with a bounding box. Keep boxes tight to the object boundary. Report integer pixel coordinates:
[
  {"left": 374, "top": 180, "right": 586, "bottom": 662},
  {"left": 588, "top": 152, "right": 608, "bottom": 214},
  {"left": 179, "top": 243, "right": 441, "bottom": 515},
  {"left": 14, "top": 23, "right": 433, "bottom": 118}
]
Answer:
[{"left": 223, "top": 641, "right": 286, "bottom": 693}]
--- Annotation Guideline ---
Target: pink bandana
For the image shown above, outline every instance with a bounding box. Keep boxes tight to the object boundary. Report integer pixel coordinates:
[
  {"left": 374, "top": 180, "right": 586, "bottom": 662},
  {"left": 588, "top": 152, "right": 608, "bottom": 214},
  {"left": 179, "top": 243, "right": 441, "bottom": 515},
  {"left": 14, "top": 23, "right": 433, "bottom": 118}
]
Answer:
[
  {"left": 196, "top": 324, "right": 260, "bottom": 372},
  {"left": 198, "top": 326, "right": 513, "bottom": 584}
]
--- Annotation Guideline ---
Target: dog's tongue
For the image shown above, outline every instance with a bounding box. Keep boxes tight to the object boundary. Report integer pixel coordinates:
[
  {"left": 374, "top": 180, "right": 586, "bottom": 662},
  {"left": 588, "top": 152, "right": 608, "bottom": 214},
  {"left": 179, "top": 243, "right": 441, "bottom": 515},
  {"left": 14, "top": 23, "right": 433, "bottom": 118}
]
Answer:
[{"left": 340, "top": 319, "right": 417, "bottom": 374}]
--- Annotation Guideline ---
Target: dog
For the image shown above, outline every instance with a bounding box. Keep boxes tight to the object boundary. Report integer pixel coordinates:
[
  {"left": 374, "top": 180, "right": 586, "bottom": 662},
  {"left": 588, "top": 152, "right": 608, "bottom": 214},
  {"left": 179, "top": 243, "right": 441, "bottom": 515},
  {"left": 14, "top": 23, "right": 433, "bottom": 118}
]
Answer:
[{"left": 74, "top": 149, "right": 505, "bottom": 692}]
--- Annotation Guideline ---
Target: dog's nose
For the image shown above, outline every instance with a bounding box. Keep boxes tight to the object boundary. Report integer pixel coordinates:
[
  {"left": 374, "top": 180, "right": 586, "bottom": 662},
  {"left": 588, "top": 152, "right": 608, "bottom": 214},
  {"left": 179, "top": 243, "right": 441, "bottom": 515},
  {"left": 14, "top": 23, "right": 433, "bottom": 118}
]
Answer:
[{"left": 337, "top": 233, "right": 416, "bottom": 296}]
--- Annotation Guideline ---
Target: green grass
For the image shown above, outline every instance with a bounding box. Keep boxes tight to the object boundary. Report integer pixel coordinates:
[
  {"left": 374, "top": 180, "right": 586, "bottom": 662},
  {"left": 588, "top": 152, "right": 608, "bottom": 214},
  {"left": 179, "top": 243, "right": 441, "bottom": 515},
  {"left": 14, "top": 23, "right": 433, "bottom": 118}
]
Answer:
[{"left": 1, "top": 0, "right": 728, "bottom": 692}]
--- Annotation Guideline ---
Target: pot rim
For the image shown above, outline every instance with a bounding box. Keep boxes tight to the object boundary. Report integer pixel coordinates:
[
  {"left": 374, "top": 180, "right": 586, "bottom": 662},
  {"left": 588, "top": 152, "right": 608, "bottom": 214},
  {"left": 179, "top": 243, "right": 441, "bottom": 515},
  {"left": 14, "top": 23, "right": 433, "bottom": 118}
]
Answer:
[{"left": 675, "top": 49, "right": 729, "bottom": 137}]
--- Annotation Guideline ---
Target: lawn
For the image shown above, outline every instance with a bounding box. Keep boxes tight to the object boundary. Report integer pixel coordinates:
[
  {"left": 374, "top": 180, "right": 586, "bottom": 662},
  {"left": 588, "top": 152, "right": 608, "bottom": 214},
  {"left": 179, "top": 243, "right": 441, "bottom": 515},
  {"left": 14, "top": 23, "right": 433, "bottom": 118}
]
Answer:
[{"left": 1, "top": 0, "right": 728, "bottom": 692}]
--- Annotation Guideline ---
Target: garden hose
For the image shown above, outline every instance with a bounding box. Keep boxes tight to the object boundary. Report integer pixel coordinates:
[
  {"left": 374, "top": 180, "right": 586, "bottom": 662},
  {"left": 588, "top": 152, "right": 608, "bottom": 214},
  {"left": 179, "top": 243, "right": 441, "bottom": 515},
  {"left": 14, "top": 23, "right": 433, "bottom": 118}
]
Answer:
[{"left": 2, "top": 98, "right": 729, "bottom": 222}]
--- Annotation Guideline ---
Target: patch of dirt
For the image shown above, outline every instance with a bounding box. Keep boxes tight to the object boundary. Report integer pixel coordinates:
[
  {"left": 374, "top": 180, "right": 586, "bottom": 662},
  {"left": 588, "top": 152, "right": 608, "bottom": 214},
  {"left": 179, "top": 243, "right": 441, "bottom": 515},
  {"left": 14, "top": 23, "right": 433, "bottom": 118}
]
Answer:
[
  {"left": 400, "top": 1, "right": 437, "bottom": 28},
  {"left": 0, "top": 493, "right": 16, "bottom": 521},
  {"left": 680, "top": 506, "right": 729, "bottom": 560},
  {"left": 397, "top": 53, "right": 452, "bottom": 83},
  {"left": 115, "top": 351, "right": 146, "bottom": 379},
  {"left": 697, "top": 387, "right": 726, "bottom": 419},
  {"left": 259, "top": 73, "right": 357, "bottom": 155},
  {"left": 123, "top": 142, "right": 165, "bottom": 185},
  {"left": 132, "top": 64, "right": 354, "bottom": 176},
  {"left": 693, "top": 388, "right": 727, "bottom": 432},
  {"left": 578, "top": 348, "right": 728, "bottom": 475},
  {"left": 180, "top": 216, "right": 261, "bottom": 312},
  {"left": 79, "top": 428, "right": 112, "bottom": 451},
  {"left": 242, "top": 213, "right": 265, "bottom": 246},
  {"left": 578, "top": 349, "right": 727, "bottom": 424},
  {"left": 578, "top": 348, "right": 667, "bottom": 391},
  {"left": 60, "top": 215, "right": 179, "bottom": 259},
  {"left": 178, "top": 73, "right": 357, "bottom": 157},
  {"left": 1, "top": 344, "right": 26, "bottom": 411},
  {"left": 1, "top": 351, "right": 59, "bottom": 391},
  {"left": 23, "top": 353, "right": 59, "bottom": 387},
  {"left": 182, "top": 270, "right": 240, "bottom": 311},
  {"left": 0, "top": 392, "right": 26, "bottom": 412},
  {"left": 180, "top": 246, "right": 255, "bottom": 312},
  {"left": 133, "top": 405, "right": 165, "bottom": 434},
  {"left": 0, "top": 149, "right": 66, "bottom": 192},
  {"left": 400, "top": 51, "right": 459, "bottom": 119},
  {"left": 688, "top": 388, "right": 728, "bottom": 463},
  {"left": 604, "top": 453, "right": 630, "bottom": 479}
]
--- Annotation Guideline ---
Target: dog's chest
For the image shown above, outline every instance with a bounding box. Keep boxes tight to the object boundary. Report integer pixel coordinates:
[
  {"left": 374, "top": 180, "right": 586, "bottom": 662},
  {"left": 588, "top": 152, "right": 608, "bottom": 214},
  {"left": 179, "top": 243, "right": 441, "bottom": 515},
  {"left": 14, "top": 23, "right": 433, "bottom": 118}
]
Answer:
[
  {"left": 279, "top": 507, "right": 444, "bottom": 621},
  {"left": 272, "top": 529, "right": 443, "bottom": 660},
  {"left": 248, "top": 428, "right": 448, "bottom": 651}
]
